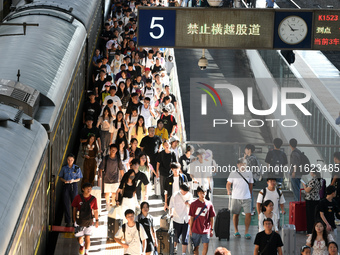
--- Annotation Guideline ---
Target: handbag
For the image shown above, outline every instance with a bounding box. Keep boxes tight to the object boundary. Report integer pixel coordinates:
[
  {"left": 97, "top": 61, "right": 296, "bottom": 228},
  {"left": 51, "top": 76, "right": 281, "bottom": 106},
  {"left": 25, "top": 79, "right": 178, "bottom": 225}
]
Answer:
[{"left": 116, "top": 183, "right": 125, "bottom": 205}]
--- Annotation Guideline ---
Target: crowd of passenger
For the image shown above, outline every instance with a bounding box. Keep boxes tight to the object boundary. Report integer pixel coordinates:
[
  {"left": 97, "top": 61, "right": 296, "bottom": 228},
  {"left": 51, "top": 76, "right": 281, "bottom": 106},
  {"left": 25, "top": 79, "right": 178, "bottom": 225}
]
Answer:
[{"left": 57, "top": 0, "right": 340, "bottom": 255}]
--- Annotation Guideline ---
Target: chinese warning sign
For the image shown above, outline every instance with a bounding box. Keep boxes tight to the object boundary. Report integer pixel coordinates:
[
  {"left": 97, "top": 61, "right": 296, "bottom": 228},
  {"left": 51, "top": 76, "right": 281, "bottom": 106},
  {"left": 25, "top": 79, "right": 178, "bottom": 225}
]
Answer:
[{"left": 175, "top": 9, "right": 274, "bottom": 49}]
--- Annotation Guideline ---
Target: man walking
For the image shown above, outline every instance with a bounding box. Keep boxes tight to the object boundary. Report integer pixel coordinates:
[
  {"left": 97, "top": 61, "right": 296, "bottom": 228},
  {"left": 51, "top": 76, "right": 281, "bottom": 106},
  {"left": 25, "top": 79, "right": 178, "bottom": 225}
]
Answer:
[
  {"left": 226, "top": 158, "right": 253, "bottom": 239},
  {"left": 72, "top": 183, "right": 99, "bottom": 255},
  {"left": 189, "top": 186, "right": 215, "bottom": 255},
  {"left": 99, "top": 144, "right": 125, "bottom": 209},
  {"left": 289, "top": 138, "right": 303, "bottom": 201},
  {"left": 254, "top": 218, "right": 283, "bottom": 255},
  {"left": 256, "top": 178, "right": 286, "bottom": 227}
]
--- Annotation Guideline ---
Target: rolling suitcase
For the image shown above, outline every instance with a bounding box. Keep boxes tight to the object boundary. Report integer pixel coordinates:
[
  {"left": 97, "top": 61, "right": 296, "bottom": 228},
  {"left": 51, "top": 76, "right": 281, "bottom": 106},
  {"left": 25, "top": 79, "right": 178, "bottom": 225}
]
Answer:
[
  {"left": 155, "top": 176, "right": 161, "bottom": 197},
  {"left": 281, "top": 215, "right": 296, "bottom": 255},
  {"left": 289, "top": 189, "right": 306, "bottom": 231},
  {"left": 107, "top": 206, "right": 123, "bottom": 242},
  {"left": 214, "top": 195, "right": 231, "bottom": 241},
  {"left": 157, "top": 229, "right": 171, "bottom": 255}
]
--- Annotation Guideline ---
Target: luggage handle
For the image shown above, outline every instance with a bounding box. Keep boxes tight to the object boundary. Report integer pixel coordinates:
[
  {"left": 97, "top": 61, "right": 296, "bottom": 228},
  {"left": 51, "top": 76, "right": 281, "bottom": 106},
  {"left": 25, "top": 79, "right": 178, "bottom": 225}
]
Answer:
[
  {"left": 227, "top": 194, "right": 231, "bottom": 209},
  {"left": 300, "top": 188, "right": 304, "bottom": 202}
]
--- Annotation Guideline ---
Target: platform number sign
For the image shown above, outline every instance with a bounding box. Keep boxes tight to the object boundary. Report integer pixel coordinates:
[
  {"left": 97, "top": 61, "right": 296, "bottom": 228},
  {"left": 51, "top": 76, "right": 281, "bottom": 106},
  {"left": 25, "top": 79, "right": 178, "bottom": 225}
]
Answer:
[{"left": 138, "top": 9, "right": 176, "bottom": 47}]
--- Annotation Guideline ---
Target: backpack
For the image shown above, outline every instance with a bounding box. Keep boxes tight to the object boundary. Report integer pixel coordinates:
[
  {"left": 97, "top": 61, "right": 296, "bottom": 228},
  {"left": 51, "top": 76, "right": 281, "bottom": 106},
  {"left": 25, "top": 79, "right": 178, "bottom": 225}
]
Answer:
[
  {"left": 319, "top": 178, "right": 326, "bottom": 199},
  {"left": 160, "top": 114, "right": 178, "bottom": 134},
  {"left": 122, "top": 222, "right": 141, "bottom": 241},
  {"left": 260, "top": 188, "right": 282, "bottom": 209},
  {"left": 297, "top": 151, "right": 311, "bottom": 174},
  {"left": 248, "top": 155, "right": 262, "bottom": 181},
  {"left": 76, "top": 194, "right": 95, "bottom": 227},
  {"left": 270, "top": 150, "right": 286, "bottom": 168}
]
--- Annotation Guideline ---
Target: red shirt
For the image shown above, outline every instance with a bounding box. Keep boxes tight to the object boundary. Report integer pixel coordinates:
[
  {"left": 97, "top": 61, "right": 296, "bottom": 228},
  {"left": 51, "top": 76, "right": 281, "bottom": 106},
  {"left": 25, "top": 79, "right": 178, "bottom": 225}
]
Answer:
[
  {"left": 72, "top": 194, "right": 98, "bottom": 211},
  {"left": 189, "top": 199, "right": 215, "bottom": 235}
]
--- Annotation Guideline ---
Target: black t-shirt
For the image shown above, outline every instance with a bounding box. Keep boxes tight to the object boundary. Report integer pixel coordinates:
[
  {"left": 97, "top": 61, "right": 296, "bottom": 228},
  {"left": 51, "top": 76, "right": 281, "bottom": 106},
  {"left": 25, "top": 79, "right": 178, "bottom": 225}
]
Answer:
[
  {"left": 121, "top": 183, "right": 136, "bottom": 198},
  {"left": 331, "top": 168, "right": 340, "bottom": 197},
  {"left": 151, "top": 65, "right": 162, "bottom": 74},
  {"left": 140, "top": 136, "right": 162, "bottom": 162},
  {"left": 156, "top": 151, "right": 177, "bottom": 177},
  {"left": 94, "top": 78, "right": 107, "bottom": 94},
  {"left": 169, "top": 93, "right": 177, "bottom": 103},
  {"left": 179, "top": 154, "right": 192, "bottom": 181},
  {"left": 254, "top": 231, "right": 283, "bottom": 255},
  {"left": 319, "top": 198, "right": 340, "bottom": 229},
  {"left": 127, "top": 69, "right": 137, "bottom": 79},
  {"left": 120, "top": 171, "right": 149, "bottom": 199},
  {"left": 83, "top": 101, "right": 101, "bottom": 126},
  {"left": 160, "top": 114, "right": 177, "bottom": 135},
  {"left": 80, "top": 127, "right": 100, "bottom": 143},
  {"left": 126, "top": 101, "right": 143, "bottom": 115}
]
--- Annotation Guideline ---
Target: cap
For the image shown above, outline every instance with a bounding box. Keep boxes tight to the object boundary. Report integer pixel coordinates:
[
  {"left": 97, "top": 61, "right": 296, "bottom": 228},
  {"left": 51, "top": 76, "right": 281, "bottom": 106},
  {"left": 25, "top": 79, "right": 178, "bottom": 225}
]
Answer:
[
  {"left": 196, "top": 149, "right": 206, "bottom": 156},
  {"left": 169, "top": 135, "right": 180, "bottom": 143},
  {"left": 105, "top": 81, "right": 111, "bottom": 87},
  {"left": 145, "top": 67, "right": 150, "bottom": 71}
]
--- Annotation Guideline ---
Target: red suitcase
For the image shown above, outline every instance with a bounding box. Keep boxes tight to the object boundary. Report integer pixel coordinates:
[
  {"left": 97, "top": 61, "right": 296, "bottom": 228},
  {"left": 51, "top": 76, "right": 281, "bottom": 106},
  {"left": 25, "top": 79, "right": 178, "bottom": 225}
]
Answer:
[{"left": 289, "top": 189, "right": 307, "bottom": 231}]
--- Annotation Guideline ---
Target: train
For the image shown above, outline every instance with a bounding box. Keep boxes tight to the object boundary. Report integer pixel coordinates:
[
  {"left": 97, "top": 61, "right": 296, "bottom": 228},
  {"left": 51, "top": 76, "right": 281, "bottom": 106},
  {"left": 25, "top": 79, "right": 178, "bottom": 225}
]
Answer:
[{"left": 0, "top": 0, "right": 111, "bottom": 254}]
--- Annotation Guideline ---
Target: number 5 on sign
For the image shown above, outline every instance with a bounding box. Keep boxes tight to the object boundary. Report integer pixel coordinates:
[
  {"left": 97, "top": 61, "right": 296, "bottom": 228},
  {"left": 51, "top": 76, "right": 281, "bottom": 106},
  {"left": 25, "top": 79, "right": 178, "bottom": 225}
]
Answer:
[
  {"left": 138, "top": 9, "right": 176, "bottom": 47},
  {"left": 150, "top": 17, "right": 164, "bottom": 39}
]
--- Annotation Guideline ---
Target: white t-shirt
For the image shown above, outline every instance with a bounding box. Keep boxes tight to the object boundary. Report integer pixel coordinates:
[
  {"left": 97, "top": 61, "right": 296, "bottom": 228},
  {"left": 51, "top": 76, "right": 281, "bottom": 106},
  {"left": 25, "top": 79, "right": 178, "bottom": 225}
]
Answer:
[
  {"left": 258, "top": 212, "right": 279, "bottom": 232},
  {"left": 140, "top": 105, "right": 153, "bottom": 128},
  {"left": 188, "top": 160, "right": 210, "bottom": 190},
  {"left": 227, "top": 170, "right": 253, "bottom": 200},
  {"left": 169, "top": 191, "right": 193, "bottom": 224},
  {"left": 103, "top": 95, "right": 122, "bottom": 108},
  {"left": 256, "top": 188, "right": 286, "bottom": 218},
  {"left": 115, "top": 223, "right": 148, "bottom": 254},
  {"left": 172, "top": 176, "right": 180, "bottom": 195}
]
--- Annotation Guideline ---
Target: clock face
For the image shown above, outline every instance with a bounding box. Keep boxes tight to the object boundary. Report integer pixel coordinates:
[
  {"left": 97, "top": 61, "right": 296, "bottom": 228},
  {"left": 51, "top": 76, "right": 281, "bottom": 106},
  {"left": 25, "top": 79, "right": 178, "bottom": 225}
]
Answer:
[{"left": 278, "top": 16, "right": 308, "bottom": 45}]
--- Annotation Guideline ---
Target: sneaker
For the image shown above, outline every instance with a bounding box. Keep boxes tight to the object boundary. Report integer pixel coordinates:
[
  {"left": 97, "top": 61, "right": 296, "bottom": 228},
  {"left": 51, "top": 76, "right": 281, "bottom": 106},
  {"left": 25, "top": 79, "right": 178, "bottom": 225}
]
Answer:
[
  {"left": 241, "top": 212, "right": 246, "bottom": 216},
  {"left": 79, "top": 245, "right": 84, "bottom": 255}
]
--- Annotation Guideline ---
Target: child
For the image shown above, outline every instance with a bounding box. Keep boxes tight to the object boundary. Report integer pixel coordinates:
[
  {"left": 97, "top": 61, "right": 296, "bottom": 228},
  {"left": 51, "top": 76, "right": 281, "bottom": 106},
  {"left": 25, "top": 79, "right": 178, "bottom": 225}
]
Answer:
[
  {"left": 258, "top": 200, "right": 278, "bottom": 232},
  {"left": 300, "top": 245, "right": 311, "bottom": 255}
]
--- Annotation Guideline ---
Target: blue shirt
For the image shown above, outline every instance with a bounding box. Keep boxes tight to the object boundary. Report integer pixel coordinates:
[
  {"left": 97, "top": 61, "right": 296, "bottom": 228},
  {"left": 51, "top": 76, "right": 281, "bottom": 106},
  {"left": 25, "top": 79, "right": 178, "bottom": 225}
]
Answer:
[
  {"left": 59, "top": 164, "right": 83, "bottom": 181},
  {"left": 266, "top": 0, "right": 274, "bottom": 7}
]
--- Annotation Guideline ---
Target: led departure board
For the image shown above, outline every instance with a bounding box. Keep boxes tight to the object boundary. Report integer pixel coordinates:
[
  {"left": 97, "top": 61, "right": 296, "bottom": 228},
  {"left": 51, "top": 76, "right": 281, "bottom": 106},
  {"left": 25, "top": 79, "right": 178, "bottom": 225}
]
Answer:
[{"left": 313, "top": 10, "right": 340, "bottom": 50}]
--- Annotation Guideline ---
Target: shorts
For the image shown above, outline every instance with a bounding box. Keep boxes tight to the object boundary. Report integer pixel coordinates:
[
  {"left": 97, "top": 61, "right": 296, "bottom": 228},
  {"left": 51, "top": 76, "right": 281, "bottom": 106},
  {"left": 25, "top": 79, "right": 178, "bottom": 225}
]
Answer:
[
  {"left": 191, "top": 232, "right": 210, "bottom": 247},
  {"left": 104, "top": 183, "right": 119, "bottom": 193},
  {"left": 231, "top": 198, "right": 252, "bottom": 215},
  {"left": 74, "top": 225, "right": 94, "bottom": 237},
  {"left": 173, "top": 221, "right": 189, "bottom": 245}
]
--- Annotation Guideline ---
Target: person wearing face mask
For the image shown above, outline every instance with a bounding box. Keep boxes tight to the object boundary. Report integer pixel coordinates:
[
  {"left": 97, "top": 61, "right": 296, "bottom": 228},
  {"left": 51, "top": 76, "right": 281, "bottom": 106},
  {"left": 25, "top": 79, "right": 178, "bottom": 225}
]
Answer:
[{"left": 119, "top": 159, "right": 149, "bottom": 205}]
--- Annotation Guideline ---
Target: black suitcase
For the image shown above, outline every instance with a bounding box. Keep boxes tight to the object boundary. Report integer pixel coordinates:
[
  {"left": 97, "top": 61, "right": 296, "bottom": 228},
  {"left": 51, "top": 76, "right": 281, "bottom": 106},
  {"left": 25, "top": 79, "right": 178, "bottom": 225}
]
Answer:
[
  {"left": 107, "top": 216, "right": 122, "bottom": 242},
  {"left": 214, "top": 196, "right": 231, "bottom": 241}
]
